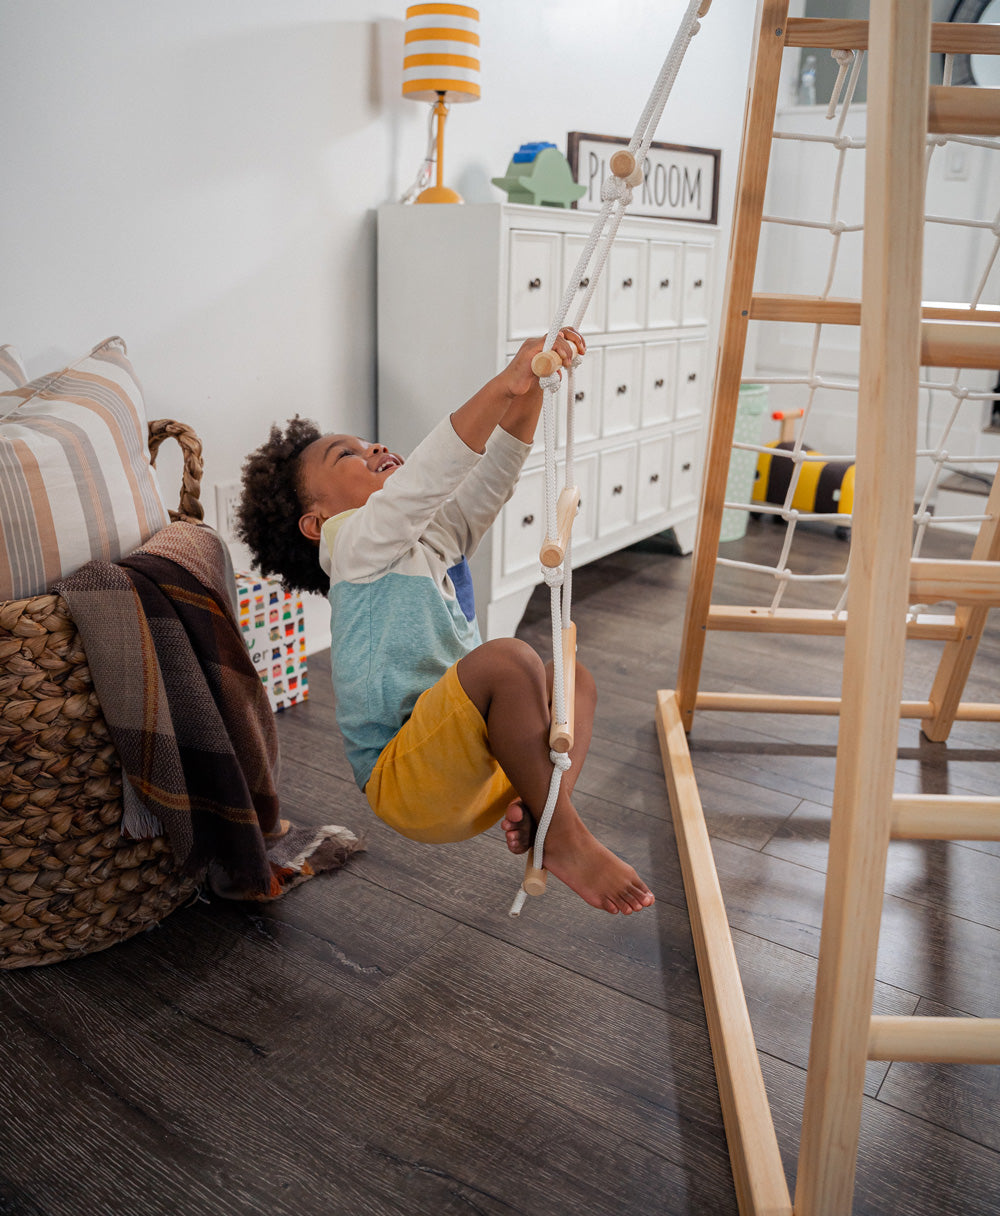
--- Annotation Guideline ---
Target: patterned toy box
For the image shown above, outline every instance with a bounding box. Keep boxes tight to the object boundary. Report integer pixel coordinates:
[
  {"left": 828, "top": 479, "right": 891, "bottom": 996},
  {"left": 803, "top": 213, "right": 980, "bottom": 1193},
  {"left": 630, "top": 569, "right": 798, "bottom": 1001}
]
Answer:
[{"left": 236, "top": 571, "right": 309, "bottom": 712}]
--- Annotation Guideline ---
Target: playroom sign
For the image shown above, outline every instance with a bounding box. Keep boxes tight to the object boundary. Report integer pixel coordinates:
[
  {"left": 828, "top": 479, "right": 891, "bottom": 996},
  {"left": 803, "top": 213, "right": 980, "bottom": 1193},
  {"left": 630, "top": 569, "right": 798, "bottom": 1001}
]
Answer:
[{"left": 567, "top": 132, "right": 720, "bottom": 224}]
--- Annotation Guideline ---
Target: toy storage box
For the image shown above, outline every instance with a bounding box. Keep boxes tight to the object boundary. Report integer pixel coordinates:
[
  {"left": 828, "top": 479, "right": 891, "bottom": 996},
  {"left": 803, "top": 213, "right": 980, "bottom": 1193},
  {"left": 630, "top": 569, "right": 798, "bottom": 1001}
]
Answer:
[{"left": 236, "top": 572, "right": 309, "bottom": 711}]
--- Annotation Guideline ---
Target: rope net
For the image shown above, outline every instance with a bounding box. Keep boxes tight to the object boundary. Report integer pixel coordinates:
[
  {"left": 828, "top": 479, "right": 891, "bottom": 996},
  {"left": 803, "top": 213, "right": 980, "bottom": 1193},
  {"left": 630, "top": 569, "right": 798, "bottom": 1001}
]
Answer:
[{"left": 719, "top": 48, "right": 1000, "bottom": 619}]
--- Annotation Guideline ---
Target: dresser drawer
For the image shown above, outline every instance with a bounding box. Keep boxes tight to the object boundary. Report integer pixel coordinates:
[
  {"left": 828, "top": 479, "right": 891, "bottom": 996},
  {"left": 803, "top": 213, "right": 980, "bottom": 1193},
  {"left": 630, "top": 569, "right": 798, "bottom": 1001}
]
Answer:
[
  {"left": 676, "top": 337, "right": 707, "bottom": 421},
  {"left": 647, "top": 241, "right": 683, "bottom": 328},
  {"left": 637, "top": 435, "right": 672, "bottom": 520},
  {"left": 564, "top": 235, "right": 607, "bottom": 334},
  {"left": 606, "top": 239, "right": 647, "bottom": 332},
  {"left": 601, "top": 343, "right": 642, "bottom": 437},
  {"left": 598, "top": 444, "right": 637, "bottom": 538},
  {"left": 671, "top": 427, "right": 702, "bottom": 510},
  {"left": 681, "top": 243, "right": 711, "bottom": 327},
  {"left": 563, "top": 347, "right": 602, "bottom": 447},
  {"left": 508, "top": 230, "right": 561, "bottom": 340},
  {"left": 502, "top": 466, "right": 546, "bottom": 577},
  {"left": 641, "top": 341, "right": 677, "bottom": 427}
]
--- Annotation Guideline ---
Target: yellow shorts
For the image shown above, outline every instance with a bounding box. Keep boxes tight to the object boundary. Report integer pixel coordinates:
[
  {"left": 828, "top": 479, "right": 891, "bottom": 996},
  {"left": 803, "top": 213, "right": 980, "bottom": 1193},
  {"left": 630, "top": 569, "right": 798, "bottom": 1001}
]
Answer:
[{"left": 365, "top": 662, "right": 516, "bottom": 844}]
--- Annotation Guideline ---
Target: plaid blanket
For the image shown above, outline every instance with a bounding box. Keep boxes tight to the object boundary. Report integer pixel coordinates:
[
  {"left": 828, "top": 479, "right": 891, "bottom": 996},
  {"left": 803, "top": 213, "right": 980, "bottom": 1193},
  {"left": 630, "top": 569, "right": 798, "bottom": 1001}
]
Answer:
[{"left": 55, "top": 522, "right": 361, "bottom": 899}]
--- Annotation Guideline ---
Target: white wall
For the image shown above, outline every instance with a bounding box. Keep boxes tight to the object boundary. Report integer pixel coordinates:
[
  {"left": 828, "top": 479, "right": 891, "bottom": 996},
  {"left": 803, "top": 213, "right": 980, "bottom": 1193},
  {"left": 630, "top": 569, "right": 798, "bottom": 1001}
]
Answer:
[{"left": 0, "top": 0, "right": 756, "bottom": 649}]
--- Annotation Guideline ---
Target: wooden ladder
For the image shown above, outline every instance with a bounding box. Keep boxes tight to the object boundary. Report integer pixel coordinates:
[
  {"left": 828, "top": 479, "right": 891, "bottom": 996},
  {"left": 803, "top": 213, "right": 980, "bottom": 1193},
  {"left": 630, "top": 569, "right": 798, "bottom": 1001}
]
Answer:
[{"left": 655, "top": 3, "right": 1000, "bottom": 1213}]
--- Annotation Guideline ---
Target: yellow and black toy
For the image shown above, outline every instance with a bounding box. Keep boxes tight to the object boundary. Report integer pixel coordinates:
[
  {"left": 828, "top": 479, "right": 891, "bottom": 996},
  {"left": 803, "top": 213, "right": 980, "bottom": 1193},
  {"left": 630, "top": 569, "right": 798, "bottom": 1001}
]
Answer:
[{"left": 752, "top": 409, "right": 854, "bottom": 539}]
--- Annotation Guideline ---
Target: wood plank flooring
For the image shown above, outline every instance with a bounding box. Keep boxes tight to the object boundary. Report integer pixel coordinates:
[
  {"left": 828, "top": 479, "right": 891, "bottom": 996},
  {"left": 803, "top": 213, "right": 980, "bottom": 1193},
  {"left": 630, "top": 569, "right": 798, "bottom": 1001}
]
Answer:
[{"left": 1, "top": 520, "right": 997, "bottom": 1215}]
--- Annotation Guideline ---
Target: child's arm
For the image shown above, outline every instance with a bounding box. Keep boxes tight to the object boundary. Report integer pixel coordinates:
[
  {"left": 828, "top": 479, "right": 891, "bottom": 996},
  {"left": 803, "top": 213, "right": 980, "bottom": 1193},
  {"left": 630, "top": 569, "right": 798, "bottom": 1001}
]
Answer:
[{"left": 450, "top": 329, "right": 584, "bottom": 453}]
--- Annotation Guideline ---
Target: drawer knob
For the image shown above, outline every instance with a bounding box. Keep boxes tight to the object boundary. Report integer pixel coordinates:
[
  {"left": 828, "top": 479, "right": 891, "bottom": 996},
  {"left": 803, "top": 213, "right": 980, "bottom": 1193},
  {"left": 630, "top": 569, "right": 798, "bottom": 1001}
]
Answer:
[
  {"left": 682, "top": 462, "right": 692, "bottom": 472},
  {"left": 687, "top": 372, "right": 697, "bottom": 382},
  {"left": 617, "top": 384, "right": 628, "bottom": 395},
  {"left": 650, "top": 472, "right": 660, "bottom": 483},
  {"left": 654, "top": 378, "right": 664, "bottom": 389},
  {"left": 660, "top": 278, "right": 671, "bottom": 288},
  {"left": 528, "top": 277, "right": 542, "bottom": 290},
  {"left": 522, "top": 513, "right": 535, "bottom": 526},
  {"left": 579, "top": 276, "right": 590, "bottom": 288},
  {"left": 693, "top": 278, "right": 703, "bottom": 288},
  {"left": 622, "top": 277, "right": 633, "bottom": 289},
  {"left": 612, "top": 484, "right": 623, "bottom": 495},
  {"left": 574, "top": 390, "right": 586, "bottom": 402}
]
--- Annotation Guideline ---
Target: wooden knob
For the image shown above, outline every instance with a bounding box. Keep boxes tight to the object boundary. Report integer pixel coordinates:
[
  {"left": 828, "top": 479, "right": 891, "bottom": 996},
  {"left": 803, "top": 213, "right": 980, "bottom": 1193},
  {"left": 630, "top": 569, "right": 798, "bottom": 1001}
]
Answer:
[
  {"left": 522, "top": 848, "right": 548, "bottom": 896},
  {"left": 609, "top": 149, "right": 636, "bottom": 179},
  {"left": 531, "top": 350, "right": 563, "bottom": 378}
]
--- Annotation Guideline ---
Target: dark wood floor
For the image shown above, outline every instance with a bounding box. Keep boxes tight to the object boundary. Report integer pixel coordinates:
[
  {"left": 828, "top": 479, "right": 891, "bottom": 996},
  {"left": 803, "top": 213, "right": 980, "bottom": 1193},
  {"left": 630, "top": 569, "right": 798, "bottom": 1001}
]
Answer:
[{"left": 1, "top": 520, "right": 997, "bottom": 1216}]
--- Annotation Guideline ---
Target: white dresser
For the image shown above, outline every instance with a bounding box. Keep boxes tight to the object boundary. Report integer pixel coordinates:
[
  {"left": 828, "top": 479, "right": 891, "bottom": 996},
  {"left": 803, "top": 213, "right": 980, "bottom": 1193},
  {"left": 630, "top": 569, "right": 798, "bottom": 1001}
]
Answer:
[{"left": 376, "top": 202, "right": 716, "bottom": 639}]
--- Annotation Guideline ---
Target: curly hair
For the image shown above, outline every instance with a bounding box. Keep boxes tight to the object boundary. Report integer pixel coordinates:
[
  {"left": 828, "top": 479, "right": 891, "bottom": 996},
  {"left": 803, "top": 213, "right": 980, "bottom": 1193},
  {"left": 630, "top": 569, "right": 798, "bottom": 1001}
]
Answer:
[{"left": 236, "top": 416, "right": 330, "bottom": 597}]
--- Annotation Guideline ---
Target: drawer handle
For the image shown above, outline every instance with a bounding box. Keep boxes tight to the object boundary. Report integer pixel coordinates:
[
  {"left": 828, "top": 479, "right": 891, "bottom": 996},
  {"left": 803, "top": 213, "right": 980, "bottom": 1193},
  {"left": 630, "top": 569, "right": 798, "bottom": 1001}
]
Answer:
[
  {"left": 687, "top": 372, "right": 697, "bottom": 382},
  {"left": 528, "top": 278, "right": 542, "bottom": 290},
  {"left": 522, "top": 513, "right": 535, "bottom": 526},
  {"left": 654, "top": 378, "right": 664, "bottom": 389},
  {"left": 660, "top": 278, "right": 671, "bottom": 288},
  {"left": 579, "top": 276, "right": 590, "bottom": 288},
  {"left": 650, "top": 472, "right": 660, "bottom": 483},
  {"left": 622, "top": 277, "right": 633, "bottom": 288},
  {"left": 574, "top": 390, "right": 586, "bottom": 402},
  {"left": 693, "top": 278, "right": 703, "bottom": 288},
  {"left": 682, "top": 462, "right": 692, "bottom": 472},
  {"left": 612, "top": 484, "right": 624, "bottom": 495},
  {"left": 617, "top": 384, "right": 628, "bottom": 395}
]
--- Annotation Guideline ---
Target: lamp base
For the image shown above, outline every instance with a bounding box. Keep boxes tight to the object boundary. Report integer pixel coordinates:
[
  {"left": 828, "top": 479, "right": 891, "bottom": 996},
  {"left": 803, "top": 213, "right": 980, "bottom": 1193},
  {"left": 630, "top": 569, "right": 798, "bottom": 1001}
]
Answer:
[{"left": 415, "top": 185, "right": 464, "bottom": 204}]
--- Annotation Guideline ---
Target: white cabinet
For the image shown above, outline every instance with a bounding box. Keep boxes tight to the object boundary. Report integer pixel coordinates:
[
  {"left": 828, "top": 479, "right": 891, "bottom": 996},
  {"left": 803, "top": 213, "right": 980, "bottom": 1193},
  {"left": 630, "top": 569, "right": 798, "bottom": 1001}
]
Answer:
[{"left": 377, "top": 202, "right": 716, "bottom": 639}]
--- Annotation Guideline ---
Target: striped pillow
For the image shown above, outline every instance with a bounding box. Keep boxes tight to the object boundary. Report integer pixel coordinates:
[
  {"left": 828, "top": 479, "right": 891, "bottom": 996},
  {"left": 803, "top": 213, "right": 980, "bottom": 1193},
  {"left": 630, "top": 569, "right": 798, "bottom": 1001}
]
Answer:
[
  {"left": 0, "top": 345, "right": 28, "bottom": 389},
  {"left": 0, "top": 336, "right": 170, "bottom": 602}
]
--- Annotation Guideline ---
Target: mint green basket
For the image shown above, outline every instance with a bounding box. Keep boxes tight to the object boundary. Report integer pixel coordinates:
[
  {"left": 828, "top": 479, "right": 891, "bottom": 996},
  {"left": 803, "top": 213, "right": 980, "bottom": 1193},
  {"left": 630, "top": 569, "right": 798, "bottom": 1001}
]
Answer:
[{"left": 720, "top": 384, "right": 768, "bottom": 542}]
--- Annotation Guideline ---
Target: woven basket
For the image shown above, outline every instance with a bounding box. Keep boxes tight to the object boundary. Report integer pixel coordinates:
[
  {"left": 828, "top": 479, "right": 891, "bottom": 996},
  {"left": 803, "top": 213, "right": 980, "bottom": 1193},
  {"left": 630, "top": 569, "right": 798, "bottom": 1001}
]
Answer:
[{"left": 0, "top": 419, "right": 207, "bottom": 969}]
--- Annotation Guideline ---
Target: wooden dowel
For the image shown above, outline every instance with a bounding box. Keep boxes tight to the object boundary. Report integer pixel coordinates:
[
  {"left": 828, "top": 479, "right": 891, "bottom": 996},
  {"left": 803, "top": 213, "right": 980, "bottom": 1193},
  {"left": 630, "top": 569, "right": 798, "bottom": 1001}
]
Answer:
[
  {"left": 531, "top": 349, "right": 563, "bottom": 378},
  {"left": 919, "top": 320, "right": 1000, "bottom": 369},
  {"left": 540, "top": 486, "right": 581, "bottom": 568},
  {"left": 707, "top": 605, "right": 960, "bottom": 641},
  {"left": 521, "top": 847, "right": 547, "bottom": 896},
  {"left": 784, "top": 17, "right": 1000, "bottom": 55},
  {"left": 693, "top": 691, "right": 1000, "bottom": 721},
  {"left": 750, "top": 293, "right": 1000, "bottom": 327},
  {"left": 910, "top": 558, "right": 1000, "bottom": 605},
  {"left": 549, "top": 623, "right": 577, "bottom": 753},
  {"left": 868, "top": 1016, "right": 1000, "bottom": 1064},
  {"left": 928, "top": 85, "right": 1000, "bottom": 137},
  {"left": 891, "top": 795, "right": 1000, "bottom": 840}
]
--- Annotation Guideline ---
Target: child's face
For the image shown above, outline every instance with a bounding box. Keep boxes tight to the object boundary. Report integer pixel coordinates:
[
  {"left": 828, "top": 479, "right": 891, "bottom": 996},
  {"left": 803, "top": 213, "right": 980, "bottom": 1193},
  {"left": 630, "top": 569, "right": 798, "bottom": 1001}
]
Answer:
[{"left": 297, "top": 434, "right": 404, "bottom": 542}]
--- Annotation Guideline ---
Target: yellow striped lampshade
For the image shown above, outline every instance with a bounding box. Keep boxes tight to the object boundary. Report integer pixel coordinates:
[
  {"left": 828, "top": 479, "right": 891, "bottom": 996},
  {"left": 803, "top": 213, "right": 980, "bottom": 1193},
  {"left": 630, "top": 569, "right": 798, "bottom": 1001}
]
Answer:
[{"left": 402, "top": 3, "right": 481, "bottom": 104}]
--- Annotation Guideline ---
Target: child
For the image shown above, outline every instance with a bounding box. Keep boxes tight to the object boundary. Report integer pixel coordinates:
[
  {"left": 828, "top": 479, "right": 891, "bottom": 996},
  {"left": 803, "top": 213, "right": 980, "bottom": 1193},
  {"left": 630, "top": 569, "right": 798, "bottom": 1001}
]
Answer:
[{"left": 237, "top": 328, "right": 654, "bottom": 915}]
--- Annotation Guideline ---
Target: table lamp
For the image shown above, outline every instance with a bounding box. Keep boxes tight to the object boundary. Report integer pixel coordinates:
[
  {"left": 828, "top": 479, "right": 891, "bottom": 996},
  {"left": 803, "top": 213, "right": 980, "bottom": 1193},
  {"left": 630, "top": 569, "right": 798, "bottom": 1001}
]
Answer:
[{"left": 402, "top": 3, "right": 480, "bottom": 203}]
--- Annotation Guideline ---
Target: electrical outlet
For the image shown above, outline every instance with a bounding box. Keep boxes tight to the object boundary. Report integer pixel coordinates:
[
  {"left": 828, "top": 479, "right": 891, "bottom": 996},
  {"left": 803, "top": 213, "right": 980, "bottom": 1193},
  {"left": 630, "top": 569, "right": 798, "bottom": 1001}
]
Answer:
[{"left": 215, "top": 481, "right": 242, "bottom": 542}]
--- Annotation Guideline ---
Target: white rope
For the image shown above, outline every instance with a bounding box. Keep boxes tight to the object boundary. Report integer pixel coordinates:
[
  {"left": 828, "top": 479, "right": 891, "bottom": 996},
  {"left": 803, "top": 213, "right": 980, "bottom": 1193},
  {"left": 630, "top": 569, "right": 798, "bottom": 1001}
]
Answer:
[{"left": 509, "top": 0, "right": 707, "bottom": 917}]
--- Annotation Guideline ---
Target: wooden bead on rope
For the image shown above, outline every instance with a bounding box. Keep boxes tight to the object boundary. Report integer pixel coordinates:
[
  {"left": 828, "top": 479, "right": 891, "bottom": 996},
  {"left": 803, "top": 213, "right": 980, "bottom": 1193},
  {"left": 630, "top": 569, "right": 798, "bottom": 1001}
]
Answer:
[
  {"left": 531, "top": 349, "right": 563, "bottom": 379},
  {"left": 609, "top": 149, "right": 636, "bottom": 179},
  {"left": 522, "top": 847, "right": 548, "bottom": 896}
]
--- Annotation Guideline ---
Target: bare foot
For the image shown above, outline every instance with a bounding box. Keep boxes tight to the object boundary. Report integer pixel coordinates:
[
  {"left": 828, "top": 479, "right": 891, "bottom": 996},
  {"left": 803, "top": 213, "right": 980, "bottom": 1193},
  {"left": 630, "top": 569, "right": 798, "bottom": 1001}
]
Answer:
[
  {"left": 541, "top": 819, "right": 655, "bottom": 915},
  {"left": 500, "top": 800, "right": 534, "bottom": 855}
]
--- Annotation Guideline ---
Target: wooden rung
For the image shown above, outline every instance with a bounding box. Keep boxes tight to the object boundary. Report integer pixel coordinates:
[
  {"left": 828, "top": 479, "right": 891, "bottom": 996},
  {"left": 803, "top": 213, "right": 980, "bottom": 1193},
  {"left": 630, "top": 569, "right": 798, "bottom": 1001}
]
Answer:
[
  {"left": 868, "top": 1016, "right": 1000, "bottom": 1064},
  {"left": 751, "top": 294, "right": 1000, "bottom": 328},
  {"left": 891, "top": 795, "right": 1000, "bottom": 840},
  {"left": 928, "top": 85, "right": 1000, "bottom": 137},
  {"left": 521, "top": 847, "right": 547, "bottom": 896},
  {"left": 548, "top": 622, "right": 577, "bottom": 753},
  {"left": 707, "top": 606, "right": 960, "bottom": 642},
  {"left": 920, "top": 320, "right": 1000, "bottom": 369},
  {"left": 539, "top": 486, "right": 581, "bottom": 568},
  {"left": 784, "top": 18, "right": 1000, "bottom": 56},
  {"left": 910, "top": 558, "right": 1000, "bottom": 606},
  {"left": 693, "top": 692, "right": 1000, "bottom": 722}
]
